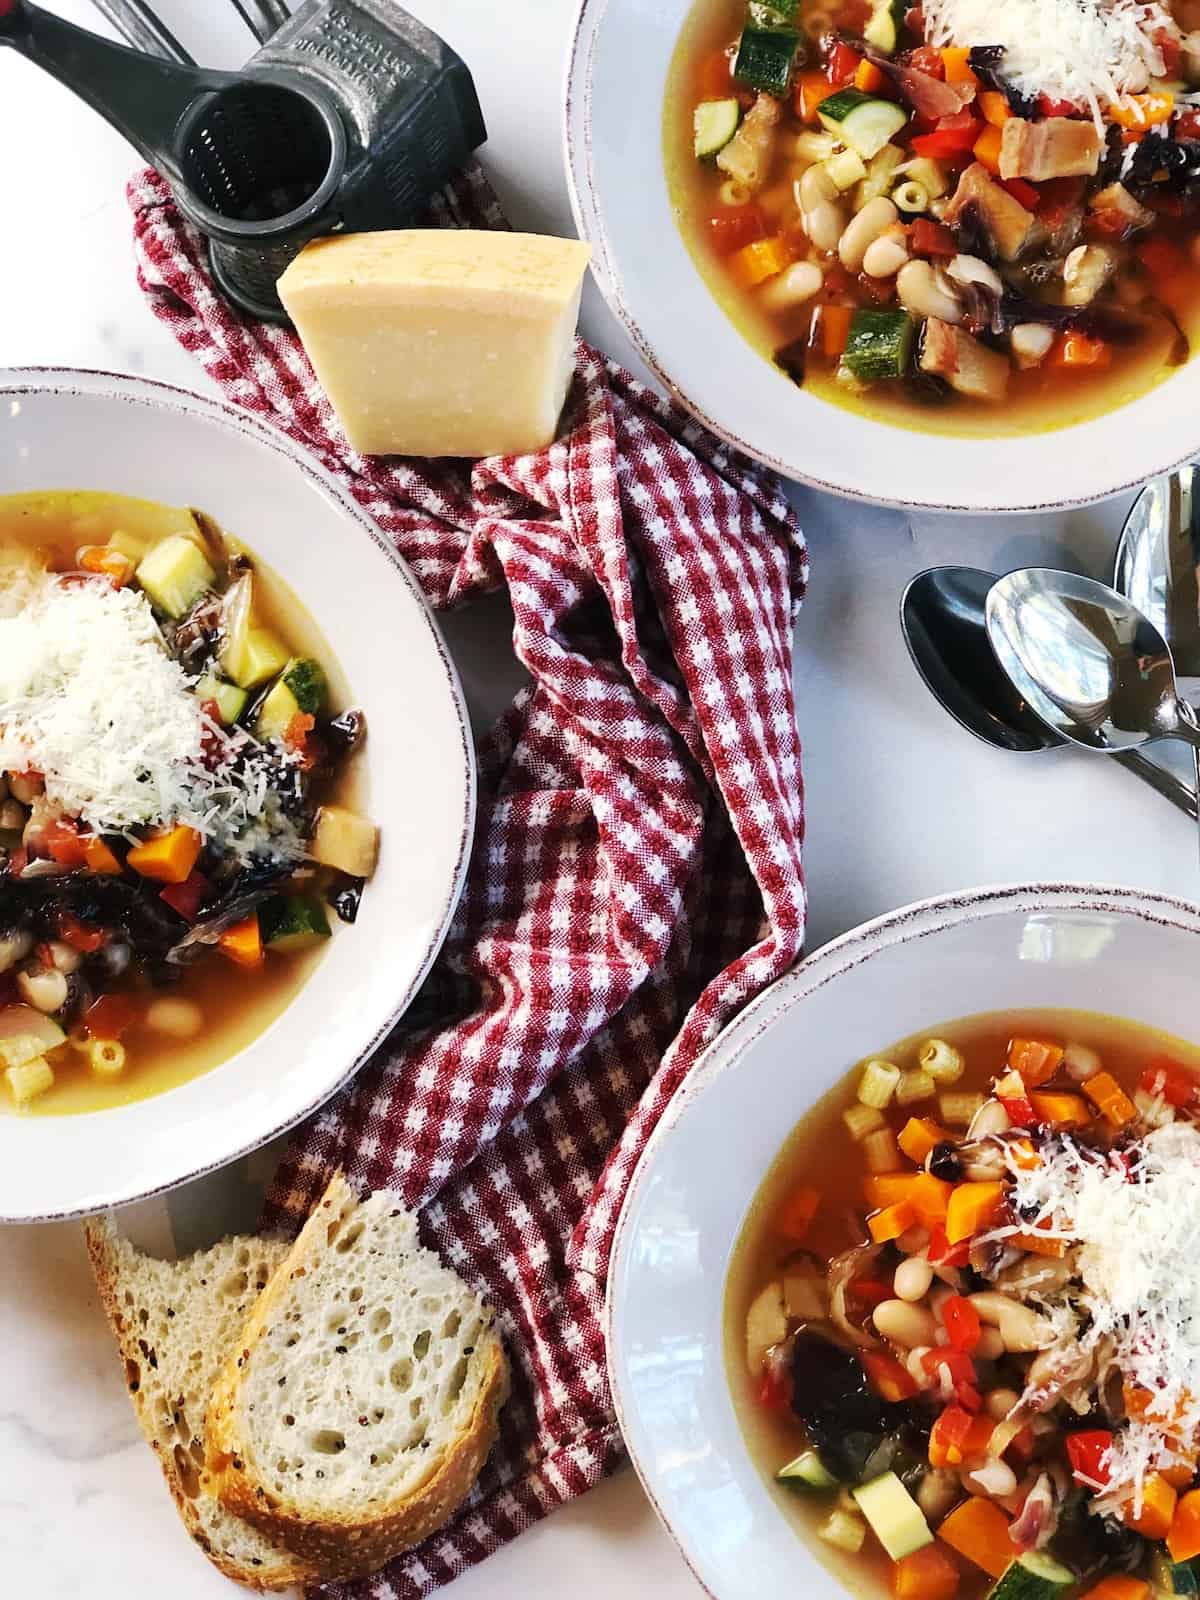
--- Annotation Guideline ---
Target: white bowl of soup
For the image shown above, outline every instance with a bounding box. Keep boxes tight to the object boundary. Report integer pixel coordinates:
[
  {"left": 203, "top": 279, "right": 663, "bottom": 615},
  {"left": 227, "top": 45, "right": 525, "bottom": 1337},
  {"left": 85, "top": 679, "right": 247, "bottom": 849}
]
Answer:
[
  {"left": 607, "top": 882, "right": 1200, "bottom": 1600},
  {"left": 0, "top": 369, "right": 474, "bottom": 1221},
  {"left": 566, "top": 0, "right": 1200, "bottom": 509}
]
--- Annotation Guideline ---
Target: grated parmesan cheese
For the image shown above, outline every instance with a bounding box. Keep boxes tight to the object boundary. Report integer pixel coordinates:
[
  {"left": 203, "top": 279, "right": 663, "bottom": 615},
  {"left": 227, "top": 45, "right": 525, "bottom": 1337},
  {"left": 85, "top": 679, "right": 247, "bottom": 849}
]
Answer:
[
  {"left": 0, "top": 570, "right": 300, "bottom": 860},
  {"left": 1002, "top": 1121, "right": 1200, "bottom": 1509},
  {"left": 921, "top": 0, "right": 1179, "bottom": 128}
]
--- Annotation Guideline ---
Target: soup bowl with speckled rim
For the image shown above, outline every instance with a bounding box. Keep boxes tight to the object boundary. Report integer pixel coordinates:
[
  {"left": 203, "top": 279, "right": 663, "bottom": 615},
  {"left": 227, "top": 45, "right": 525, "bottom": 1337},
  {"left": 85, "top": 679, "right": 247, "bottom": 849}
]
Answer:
[
  {"left": 0, "top": 368, "right": 475, "bottom": 1223},
  {"left": 564, "top": 0, "right": 1200, "bottom": 512},
  {"left": 606, "top": 883, "right": 1200, "bottom": 1600}
]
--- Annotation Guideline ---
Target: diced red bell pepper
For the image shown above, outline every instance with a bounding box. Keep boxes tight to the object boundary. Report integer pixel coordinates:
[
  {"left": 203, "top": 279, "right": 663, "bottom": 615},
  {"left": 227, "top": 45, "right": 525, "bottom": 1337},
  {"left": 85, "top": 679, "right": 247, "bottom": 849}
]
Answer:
[
  {"left": 929, "top": 1404, "right": 977, "bottom": 1467},
  {"left": 912, "top": 111, "right": 982, "bottom": 160},
  {"left": 84, "top": 993, "right": 141, "bottom": 1040},
  {"left": 942, "top": 1294, "right": 982, "bottom": 1352},
  {"left": 42, "top": 818, "right": 89, "bottom": 868},
  {"left": 922, "top": 1347, "right": 977, "bottom": 1389},
  {"left": 1141, "top": 1056, "right": 1198, "bottom": 1108},
  {"left": 910, "top": 219, "right": 958, "bottom": 258},
  {"left": 928, "top": 1223, "right": 970, "bottom": 1267},
  {"left": 1038, "top": 93, "right": 1081, "bottom": 117},
  {"left": 863, "top": 1350, "right": 920, "bottom": 1402},
  {"left": 1158, "top": 27, "right": 1182, "bottom": 76},
  {"left": 957, "top": 1383, "right": 983, "bottom": 1413},
  {"left": 826, "top": 41, "right": 862, "bottom": 87},
  {"left": 849, "top": 1277, "right": 894, "bottom": 1310},
  {"left": 707, "top": 205, "right": 767, "bottom": 256},
  {"left": 54, "top": 911, "right": 106, "bottom": 953},
  {"left": 757, "top": 1369, "right": 789, "bottom": 1411},
  {"left": 1066, "top": 1429, "right": 1114, "bottom": 1489},
  {"left": 159, "top": 869, "right": 213, "bottom": 923},
  {"left": 999, "top": 1095, "right": 1039, "bottom": 1128},
  {"left": 1177, "top": 109, "right": 1200, "bottom": 142},
  {"left": 1000, "top": 176, "right": 1039, "bottom": 209}
]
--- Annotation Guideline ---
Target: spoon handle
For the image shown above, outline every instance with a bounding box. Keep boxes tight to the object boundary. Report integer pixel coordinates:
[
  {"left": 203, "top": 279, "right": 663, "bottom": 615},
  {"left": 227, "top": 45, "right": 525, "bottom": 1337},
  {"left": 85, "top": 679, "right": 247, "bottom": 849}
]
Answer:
[{"left": 1114, "top": 748, "right": 1198, "bottom": 822}]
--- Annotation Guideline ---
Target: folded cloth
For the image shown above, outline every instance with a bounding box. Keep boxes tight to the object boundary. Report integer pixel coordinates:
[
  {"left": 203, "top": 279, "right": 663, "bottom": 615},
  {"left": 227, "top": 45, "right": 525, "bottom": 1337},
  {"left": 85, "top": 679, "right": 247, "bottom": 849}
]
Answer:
[{"left": 128, "top": 163, "right": 808, "bottom": 1599}]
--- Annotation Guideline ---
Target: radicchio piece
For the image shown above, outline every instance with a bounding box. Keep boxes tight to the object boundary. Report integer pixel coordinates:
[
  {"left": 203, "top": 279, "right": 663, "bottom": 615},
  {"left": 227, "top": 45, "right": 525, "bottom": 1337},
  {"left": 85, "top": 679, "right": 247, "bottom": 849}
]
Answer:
[{"left": 853, "top": 40, "right": 977, "bottom": 117}]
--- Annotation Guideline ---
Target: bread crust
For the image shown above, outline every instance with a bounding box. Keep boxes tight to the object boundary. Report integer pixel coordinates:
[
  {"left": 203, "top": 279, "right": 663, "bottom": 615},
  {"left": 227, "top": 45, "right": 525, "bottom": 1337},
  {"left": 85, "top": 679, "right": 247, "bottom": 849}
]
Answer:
[
  {"left": 205, "top": 1176, "right": 511, "bottom": 1581},
  {"left": 86, "top": 1220, "right": 319, "bottom": 1593}
]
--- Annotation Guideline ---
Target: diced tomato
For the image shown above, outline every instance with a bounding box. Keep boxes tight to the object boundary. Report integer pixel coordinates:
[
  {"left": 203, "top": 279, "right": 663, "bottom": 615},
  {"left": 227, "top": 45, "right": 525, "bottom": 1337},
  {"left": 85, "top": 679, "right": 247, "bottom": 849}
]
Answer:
[
  {"left": 909, "top": 219, "right": 958, "bottom": 258},
  {"left": 1139, "top": 237, "right": 1186, "bottom": 282},
  {"left": 849, "top": 1277, "right": 895, "bottom": 1310},
  {"left": 826, "top": 41, "right": 862, "bottom": 87},
  {"left": 957, "top": 1383, "right": 983, "bottom": 1413},
  {"left": 159, "top": 870, "right": 213, "bottom": 923},
  {"left": 84, "top": 993, "right": 141, "bottom": 1040},
  {"left": 41, "top": 818, "right": 88, "bottom": 868},
  {"left": 999, "top": 1095, "right": 1038, "bottom": 1128},
  {"left": 1038, "top": 93, "right": 1081, "bottom": 118},
  {"left": 1157, "top": 27, "right": 1182, "bottom": 76},
  {"left": 922, "top": 1347, "right": 976, "bottom": 1389},
  {"left": 757, "top": 1369, "right": 789, "bottom": 1411},
  {"left": 707, "top": 204, "right": 767, "bottom": 256},
  {"left": 697, "top": 46, "right": 734, "bottom": 98},
  {"left": 1141, "top": 1056, "right": 1198, "bottom": 1108},
  {"left": 1066, "top": 1429, "right": 1114, "bottom": 1489},
  {"left": 1177, "top": 109, "right": 1200, "bottom": 142},
  {"left": 1000, "top": 177, "right": 1038, "bottom": 210},
  {"left": 912, "top": 111, "right": 982, "bottom": 160},
  {"left": 54, "top": 910, "right": 106, "bottom": 953},
  {"left": 929, "top": 1404, "right": 977, "bottom": 1468},
  {"left": 795, "top": 71, "right": 836, "bottom": 123},
  {"left": 905, "top": 44, "right": 945, "bottom": 78},
  {"left": 1036, "top": 177, "right": 1086, "bottom": 227},
  {"left": 863, "top": 1350, "right": 920, "bottom": 1402},
  {"left": 942, "top": 1295, "right": 982, "bottom": 1352},
  {"left": 928, "top": 1223, "right": 970, "bottom": 1267}
]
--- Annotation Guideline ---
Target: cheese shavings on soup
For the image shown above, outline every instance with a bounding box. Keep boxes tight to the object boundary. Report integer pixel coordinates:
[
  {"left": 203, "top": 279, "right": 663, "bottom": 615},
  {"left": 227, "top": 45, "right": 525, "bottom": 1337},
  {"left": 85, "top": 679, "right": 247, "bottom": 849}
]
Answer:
[
  {"left": 1004, "top": 1120, "right": 1200, "bottom": 1510},
  {"left": 921, "top": 0, "right": 1178, "bottom": 123},
  {"left": 0, "top": 569, "right": 296, "bottom": 856}
]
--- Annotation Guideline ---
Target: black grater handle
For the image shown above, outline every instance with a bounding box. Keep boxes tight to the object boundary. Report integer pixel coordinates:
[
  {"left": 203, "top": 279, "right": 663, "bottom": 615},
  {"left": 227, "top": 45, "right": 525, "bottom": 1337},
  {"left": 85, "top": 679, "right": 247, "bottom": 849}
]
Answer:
[{"left": 0, "top": 0, "right": 239, "bottom": 182}]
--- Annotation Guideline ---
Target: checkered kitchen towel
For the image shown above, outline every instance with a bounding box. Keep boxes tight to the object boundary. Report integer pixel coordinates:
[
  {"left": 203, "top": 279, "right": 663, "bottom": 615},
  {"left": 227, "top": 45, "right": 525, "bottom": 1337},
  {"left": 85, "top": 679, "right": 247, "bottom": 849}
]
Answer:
[{"left": 128, "top": 162, "right": 808, "bottom": 1598}]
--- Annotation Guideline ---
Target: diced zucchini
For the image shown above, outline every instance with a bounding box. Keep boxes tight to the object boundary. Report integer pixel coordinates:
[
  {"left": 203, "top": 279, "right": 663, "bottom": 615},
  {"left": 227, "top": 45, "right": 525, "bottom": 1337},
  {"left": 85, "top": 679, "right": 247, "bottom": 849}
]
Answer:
[
  {"left": 282, "top": 657, "right": 325, "bottom": 714},
  {"left": 778, "top": 1450, "right": 838, "bottom": 1490},
  {"left": 1155, "top": 1550, "right": 1200, "bottom": 1596},
  {"left": 851, "top": 1472, "right": 932, "bottom": 1561},
  {"left": 0, "top": 1005, "right": 66, "bottom": 1054},
  {"left": 309, "top": 805, "right": 380, "bottom": 880},
  {"left": 733, "top": 24, "right": 801, "bottom": 96},
  {"left": 256, "top": 677, "right": 303, "bottom": 743},
  {"left": 840, "top": 310, "right": 915, "bottom": 382},
  {"left": 820, "top": 90, "right": 908, "bottom": 159},
  {"left": 258, "top": 894, "right": 331, "bottom": 954},
  {"left": 135, "top": 534, "right": 215, "bottom": 619},
  {"left": 195, "top": 673, "right": 249, "bottom": 726},
  {"left": 225, "top": 626, "right": 289, "bottom": 690},
  {"left": 824, "top": 147, "right": 867, "bottom": 190},
  {"left": 985, "top": 1552, "right": 1074, "bottom": 1600},
  {"left": 694, "top": 98, "right": 741, "bottom": 159},
  {"left": 864, "top": 0, "right": 905, "bottom": 53},
  {"left": 748, "top": 0, "right": 797, "bottom": 22}
]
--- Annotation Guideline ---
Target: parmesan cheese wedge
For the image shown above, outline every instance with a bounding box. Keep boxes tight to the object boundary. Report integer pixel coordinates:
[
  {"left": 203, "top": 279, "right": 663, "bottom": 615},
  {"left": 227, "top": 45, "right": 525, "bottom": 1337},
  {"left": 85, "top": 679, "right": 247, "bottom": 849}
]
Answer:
[{"left": 277, "top": 230, "right": 592, "bottom": 459}]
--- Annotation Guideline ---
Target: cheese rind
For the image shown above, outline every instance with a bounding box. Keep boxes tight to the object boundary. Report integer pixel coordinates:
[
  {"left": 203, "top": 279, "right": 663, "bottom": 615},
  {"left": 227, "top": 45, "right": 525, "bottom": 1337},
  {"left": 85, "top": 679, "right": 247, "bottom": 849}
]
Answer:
[{"left": 277, "top": 230, "right": 592, "bottom": 459}]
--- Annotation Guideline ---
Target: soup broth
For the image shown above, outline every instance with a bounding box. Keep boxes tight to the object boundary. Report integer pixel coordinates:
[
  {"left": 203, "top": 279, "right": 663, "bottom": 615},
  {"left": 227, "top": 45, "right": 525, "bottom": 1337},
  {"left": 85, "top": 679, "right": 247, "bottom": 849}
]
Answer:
[
  {"left": 665, "top": 0, "right": 1200, "bottom": 436},
  {"left": 0, "top": 491, "right": 371, "bottom": 1115},
  {"left": 726, "top": 1008, "right": 1200, "bottom": 1598}
]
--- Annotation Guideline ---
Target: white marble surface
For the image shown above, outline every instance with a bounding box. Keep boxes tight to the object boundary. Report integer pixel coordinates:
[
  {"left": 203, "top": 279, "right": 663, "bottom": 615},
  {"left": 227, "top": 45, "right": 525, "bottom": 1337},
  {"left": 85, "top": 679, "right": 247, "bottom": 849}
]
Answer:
[{"left": 0, "top": 2, "right": 1193, "bottom": 1597}]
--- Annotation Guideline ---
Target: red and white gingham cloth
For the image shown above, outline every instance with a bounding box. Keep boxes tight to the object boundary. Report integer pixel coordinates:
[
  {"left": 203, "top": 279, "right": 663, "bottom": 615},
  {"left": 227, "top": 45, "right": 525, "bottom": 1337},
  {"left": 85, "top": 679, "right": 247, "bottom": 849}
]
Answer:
[{"left": 128, "top": 163, "right": 808, "bottom": 1598}]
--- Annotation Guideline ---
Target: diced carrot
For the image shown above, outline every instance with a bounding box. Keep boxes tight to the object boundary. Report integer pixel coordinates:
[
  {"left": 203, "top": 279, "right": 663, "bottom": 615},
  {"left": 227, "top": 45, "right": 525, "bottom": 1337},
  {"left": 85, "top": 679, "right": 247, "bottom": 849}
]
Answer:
[
  {"left": 945, "top": 1181, "right": 1006, "bottom": 1245},
  {"left": 909, "top": 1171, "right": 953, "bottom": 1226},
  {"left": 1007, "top": 1038, "right": 1064, "bottom": 1086},
  {"left": 1010, "top": 1227, "right": 1066, "bottom": 1258},
  {"left": 893, "top": 1544, "right": 960, "bottom": 1600},
  {"left": 855, "top": 58, "right": 888, "bottom": 94},
  {"left": 79, "top": 544, "right": 133, "bottom": 586},
  {"left": 813, "top": 303, "right": 853, "bottom": 359},
  {"left": 125, "top": 823, "right": 203, "bottom": 885},
  {"left": 864, "top": 1350, "right": 921, "bottom": 1402},
  {"left": 869, "top": 1201, "right": 917, "bottom": 1243},
  {"left": 940, "top": 46, "right": 978, "bottom": 86},
  {"left": 1123, "top": 1473, "right": 1177, "bottom": 1540},
  {"left": 898, "top": 1116, "right": 951, "bottom": 1164},
  {"left": 1109, "top": 90, "right": 1174, "bottom": 129},
  {"left": 776, "top": 1184, "right": 821, "bottom": 1241},
  {"left": 795, "top": 70, "right": 836, "bottom": 123},
  {"left": 730, "top": 236, "right": 793, "bottom": 288},
  {"left": 83, "top": 835, "right": 122, "bottom": 875},
  {"left": 865, "top": 1173, "right": 919, "bottom": 1208},
  {"left": 1079, "top": 1580, "right": 1150, "bottom": 1600},
  {"left": 972, "top": 124, "right": 1003, "bottom": 173},
  {"left": 1009, "top": 1137, "right": 1040, "bottom": 1171},
  {"left": 218, "top": 914, "right": 263, "bottom": 969},
  {"left": 978, "top": 90, "right": 1011, "bottom": 125},
  {"left": 1053, "top": 331, "right": 1112, "bottom": 370},
  {"left": 697, "top": 46, "right": 734, "bottom": 98},
  {"left": 1029, "top": 1090, "right": 1092, "bottom": 1126},
  {"left": 1081, "top": 1070, "right": 1136, "bottom": 1128},
  {"left": 937, "top": 1498, "right": 1017, "bottom": 1578}
]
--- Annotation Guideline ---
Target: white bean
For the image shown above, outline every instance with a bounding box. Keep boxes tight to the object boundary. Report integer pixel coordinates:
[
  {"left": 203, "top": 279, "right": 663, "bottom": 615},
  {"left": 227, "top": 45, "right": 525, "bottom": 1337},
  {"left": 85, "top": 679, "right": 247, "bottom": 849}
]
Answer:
[
  {"left": 145, "top": 997, "right": 204, "bottom": 1039},
  {"left": 862, "top": 228, "right": 910, "bottom": 279},
  {"left": 873, "top": 1298, "right": 938, "bottom": 1348},
  {"left": 986, "top": 1388, "right": 1021, "bottom": 1421},
  {"left": 798, "top": 164, "right": 838, "bottom": 210},
  {"left": 0, "top": 929, "right": 33, "bottom": 974},
  {"left": 804, "top": 199, "right": 845, "bottom": 253},
  {"left": 17, "top": 964, "right": 68, "bottom": 1014},
  {"left": 963, "top": 1456, "right": 1017, "bottom": 1498},
  {"left": 897, "top": 259, "right": 963, "bottom": 323},
  {"left": 45, "top": 940, "right": 82, "bottom": 975},
  {"left": 838, "top": 196, "right": 899, "bottom": 272},
  {"left": 947, "top": 253, "right": 1004, "bottom": 296},
  {"left": 1064, "top": 1042, "right": 1102, "bottom": 1082},
  {"left": 758, "top": 261, "right": 824, "bottom": 312},
  {"left": 968, "top": 1291, "right": 1051, "bottom": 1353},
  {"left": 894, "top": 1258, "right": 934, "bottom": 1302},
  {"left": 976, "top": 1327, "right": 1006, "bottom": 1362},
  {"left": 917, "top": 1469, "right": 961, "bottom": 1522}
]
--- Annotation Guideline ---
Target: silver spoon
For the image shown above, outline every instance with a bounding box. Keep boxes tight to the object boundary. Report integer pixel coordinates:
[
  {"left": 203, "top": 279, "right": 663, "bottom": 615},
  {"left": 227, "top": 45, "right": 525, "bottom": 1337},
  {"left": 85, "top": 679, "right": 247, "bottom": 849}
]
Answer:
[
  {"left": 901, "top": 566, "right": 1197, "bottom": 819},
  {"left": 986, "top": 569, "right": 1200, "bottom": 859}
]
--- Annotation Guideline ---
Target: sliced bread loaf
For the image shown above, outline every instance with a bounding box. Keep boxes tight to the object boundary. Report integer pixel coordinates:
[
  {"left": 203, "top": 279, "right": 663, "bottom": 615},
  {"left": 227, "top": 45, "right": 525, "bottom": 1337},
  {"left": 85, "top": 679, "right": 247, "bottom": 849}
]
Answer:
[
  {"left": 205, "top": 1174, "right": 510, "bottom": 1580},
  {"left": 85, "top": 1218, "right": 320, "bottom": 1592}
]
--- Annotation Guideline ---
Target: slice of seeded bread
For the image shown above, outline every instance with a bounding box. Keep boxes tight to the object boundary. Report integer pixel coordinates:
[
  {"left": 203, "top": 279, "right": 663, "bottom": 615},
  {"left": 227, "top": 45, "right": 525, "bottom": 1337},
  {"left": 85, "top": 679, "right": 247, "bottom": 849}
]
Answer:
[
  {"left": 205, "top": 1174, "right": 510, "bottom": 1581},
  {"left": 85, "top": 1218, "right": 321, "bottom": 1592}
]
